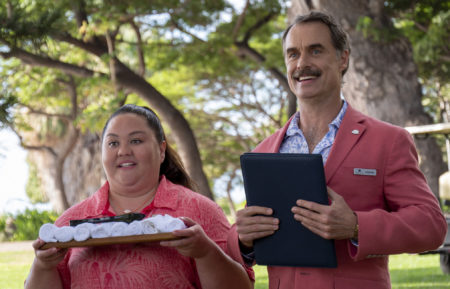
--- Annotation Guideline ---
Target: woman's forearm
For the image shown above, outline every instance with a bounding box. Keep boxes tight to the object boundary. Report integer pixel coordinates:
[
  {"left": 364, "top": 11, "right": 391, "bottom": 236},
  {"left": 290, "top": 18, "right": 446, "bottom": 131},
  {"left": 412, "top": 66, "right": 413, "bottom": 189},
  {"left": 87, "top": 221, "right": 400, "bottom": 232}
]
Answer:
[
  {"left": 195, "top": 242, "right": 253, "bottom": 289},
  {"left": 24, "top": 259, "right": 64, "bottom": 289}
]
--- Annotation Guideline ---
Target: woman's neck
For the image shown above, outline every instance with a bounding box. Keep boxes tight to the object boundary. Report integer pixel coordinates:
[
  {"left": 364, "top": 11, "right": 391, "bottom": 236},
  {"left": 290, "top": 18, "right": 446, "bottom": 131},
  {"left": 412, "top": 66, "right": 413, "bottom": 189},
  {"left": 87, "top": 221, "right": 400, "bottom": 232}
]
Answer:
[{"left": 108, "top": 184, "right": 158, "bottom": 214}]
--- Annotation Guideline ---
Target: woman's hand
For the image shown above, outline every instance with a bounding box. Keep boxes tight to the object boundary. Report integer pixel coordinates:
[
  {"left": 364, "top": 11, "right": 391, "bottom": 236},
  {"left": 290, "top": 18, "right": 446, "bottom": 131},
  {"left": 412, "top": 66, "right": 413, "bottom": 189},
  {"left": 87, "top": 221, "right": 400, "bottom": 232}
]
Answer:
[
  {"left": 161, "top": 217, "right": 253, "bottom": 289},
  {"left": 25, "top": 239, "right": 66, "bottom": 289},
  {"left": 32, "top": 239, "right": 68, "bottom": 270},
  {"left": 160, "top": 217, "right": 214, "bottom": 259}
]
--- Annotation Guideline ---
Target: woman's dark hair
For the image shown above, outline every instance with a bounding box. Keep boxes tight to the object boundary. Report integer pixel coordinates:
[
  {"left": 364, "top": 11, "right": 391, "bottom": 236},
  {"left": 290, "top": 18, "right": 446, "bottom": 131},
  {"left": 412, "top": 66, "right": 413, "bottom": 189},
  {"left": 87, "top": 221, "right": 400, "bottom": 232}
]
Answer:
[
  {"left": 102, "top": 104, "right": 197, "bottom": 191},
  {"left": 282, "top": 11, "right": 351, "bottom": 76}
]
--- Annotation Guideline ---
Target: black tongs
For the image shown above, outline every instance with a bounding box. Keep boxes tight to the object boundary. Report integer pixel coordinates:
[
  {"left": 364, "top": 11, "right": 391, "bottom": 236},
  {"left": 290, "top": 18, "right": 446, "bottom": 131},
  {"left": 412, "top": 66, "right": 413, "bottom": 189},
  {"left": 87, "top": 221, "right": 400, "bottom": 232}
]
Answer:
[{"left": 69, "top": 213, "right": 146, "bottom": 227}]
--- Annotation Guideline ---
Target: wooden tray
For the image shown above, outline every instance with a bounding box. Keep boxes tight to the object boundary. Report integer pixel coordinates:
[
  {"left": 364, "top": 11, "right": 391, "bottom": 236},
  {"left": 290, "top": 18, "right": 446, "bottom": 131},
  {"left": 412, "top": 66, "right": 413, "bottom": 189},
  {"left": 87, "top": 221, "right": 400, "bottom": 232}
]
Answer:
[{"left": 40, "top": 233, "right": 181, "bottom": 249}]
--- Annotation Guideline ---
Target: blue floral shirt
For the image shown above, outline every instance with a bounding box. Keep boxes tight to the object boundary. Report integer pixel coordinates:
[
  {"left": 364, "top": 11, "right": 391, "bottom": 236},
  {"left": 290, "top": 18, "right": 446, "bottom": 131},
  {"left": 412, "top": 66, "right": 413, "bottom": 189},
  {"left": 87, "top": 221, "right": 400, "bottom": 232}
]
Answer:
[{"left": 279, "top": 101, "right": 348, "bottom": 164}]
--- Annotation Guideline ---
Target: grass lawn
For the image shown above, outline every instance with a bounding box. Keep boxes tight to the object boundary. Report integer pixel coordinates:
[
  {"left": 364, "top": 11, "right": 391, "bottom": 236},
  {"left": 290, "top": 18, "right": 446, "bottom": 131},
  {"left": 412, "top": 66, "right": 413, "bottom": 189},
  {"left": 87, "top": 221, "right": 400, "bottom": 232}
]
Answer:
[
  {"left": 1, "top": 246, "right": 449, "bottom": 289},
  {"left": 0, "top": 250, "right": 34, "bottom": 289}
]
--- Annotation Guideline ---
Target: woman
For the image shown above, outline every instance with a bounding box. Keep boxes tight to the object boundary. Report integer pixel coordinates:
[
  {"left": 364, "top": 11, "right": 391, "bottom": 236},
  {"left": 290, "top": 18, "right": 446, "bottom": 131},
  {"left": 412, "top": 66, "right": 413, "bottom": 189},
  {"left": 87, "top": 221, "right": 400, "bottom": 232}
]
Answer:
[{"left": 25, "top": 104, "right": 253, "bottom": 289}]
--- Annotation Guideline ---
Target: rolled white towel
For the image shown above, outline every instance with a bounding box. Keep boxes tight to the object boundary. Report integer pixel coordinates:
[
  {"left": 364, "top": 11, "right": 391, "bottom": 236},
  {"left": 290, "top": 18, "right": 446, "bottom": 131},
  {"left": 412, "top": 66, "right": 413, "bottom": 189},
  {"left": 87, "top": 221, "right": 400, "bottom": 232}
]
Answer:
[
  {"left": 54, "top": 226, "right": 75, "bottom": 242},
  {"left": 149, "top": 214, "right": 186, "bottom": 233},
  {"left": 147, "top": 215, "right": 167, "bottom": 232},
  {"left": 74, "top": 223, "right": 94, "bottom": 242},
  {"left": 140, "top": 218, "right": 158, "bottom": 234},
  {"left": 124, "top": 220, "right": 143, "bottom": 236},
  {"left": 110, "top": 222, "right": 128, "bottom": 237},
  {"left": 39, "top": 223, "right": 57, "bottom": 243},
  {"left": 91, "top": 222, "right": 113, "bottom": 239},
  {"left": 165, "top": 217, "right": 186, "bottom": 232}
]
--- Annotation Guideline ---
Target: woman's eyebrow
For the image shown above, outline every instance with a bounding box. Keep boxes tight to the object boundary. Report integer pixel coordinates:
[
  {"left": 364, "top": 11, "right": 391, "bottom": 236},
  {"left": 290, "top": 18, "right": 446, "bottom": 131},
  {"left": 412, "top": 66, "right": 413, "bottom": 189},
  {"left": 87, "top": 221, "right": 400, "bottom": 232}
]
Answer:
[{"left": 105, "top": 131, "right": 146, "bottom": 138}]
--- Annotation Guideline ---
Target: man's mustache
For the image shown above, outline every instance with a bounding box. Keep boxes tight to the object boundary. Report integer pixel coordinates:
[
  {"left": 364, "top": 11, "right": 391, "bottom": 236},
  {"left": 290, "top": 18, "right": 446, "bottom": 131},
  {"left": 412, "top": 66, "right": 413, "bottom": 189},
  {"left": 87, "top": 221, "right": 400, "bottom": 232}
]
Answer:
[{"left": 292, "top": 68, "right": 321, "bottom": 79}]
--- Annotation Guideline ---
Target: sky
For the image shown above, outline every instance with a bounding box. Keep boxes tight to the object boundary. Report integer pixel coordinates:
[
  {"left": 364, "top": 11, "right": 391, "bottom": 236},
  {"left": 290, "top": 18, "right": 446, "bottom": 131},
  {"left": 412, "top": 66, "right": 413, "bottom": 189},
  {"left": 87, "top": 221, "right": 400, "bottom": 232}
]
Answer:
[{"left": 0, "top": 128, "right": 51, "bottom": 214}]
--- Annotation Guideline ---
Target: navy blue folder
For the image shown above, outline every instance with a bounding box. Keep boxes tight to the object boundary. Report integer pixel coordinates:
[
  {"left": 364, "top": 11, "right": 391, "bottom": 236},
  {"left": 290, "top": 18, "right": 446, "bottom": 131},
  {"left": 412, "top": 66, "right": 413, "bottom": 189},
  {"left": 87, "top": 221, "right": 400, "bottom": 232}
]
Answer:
[{"left": 240, "top": 153, "right": 337, "bottom": 267}]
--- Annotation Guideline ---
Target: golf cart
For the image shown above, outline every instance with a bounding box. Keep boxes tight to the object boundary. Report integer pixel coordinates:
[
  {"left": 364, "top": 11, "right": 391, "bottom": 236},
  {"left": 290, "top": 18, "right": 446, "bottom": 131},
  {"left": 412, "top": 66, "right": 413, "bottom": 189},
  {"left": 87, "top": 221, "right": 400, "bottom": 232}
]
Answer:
[{"left": 405, "top": 123, "right": 450, "bottom": 274}]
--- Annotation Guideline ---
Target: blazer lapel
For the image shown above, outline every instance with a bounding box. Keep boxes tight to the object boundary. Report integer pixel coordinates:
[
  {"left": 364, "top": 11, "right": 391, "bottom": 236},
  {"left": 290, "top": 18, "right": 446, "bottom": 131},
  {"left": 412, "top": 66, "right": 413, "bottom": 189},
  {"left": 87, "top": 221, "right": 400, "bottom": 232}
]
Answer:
[{"left": 324, "top": 105, "right": 366, "bottom": 182}]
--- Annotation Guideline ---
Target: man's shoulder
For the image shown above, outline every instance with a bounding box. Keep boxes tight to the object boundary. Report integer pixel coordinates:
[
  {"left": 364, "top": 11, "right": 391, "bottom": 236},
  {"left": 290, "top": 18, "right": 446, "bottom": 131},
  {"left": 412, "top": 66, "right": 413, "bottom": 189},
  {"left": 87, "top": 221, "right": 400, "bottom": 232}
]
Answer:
[{"left": 347, "top": 106, "right": 405, "bottom": 134}]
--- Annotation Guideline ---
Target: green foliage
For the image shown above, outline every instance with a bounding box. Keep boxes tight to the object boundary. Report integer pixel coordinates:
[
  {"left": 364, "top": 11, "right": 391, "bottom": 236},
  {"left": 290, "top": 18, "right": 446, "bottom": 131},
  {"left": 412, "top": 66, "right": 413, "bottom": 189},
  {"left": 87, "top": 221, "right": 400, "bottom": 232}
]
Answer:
[
  {"left": 0, "top": 209, "right": 59, "bottom": 241},
  {"left": 356, "top": 16, "right": 401, "bottom": 43},
  {"left": 25, "top": 160, "right": 48, "bottom": 204},
  {"left": 390, "top": 1, "right": 450, "bottom": 82},
  {"left": 0, "top": 2, "right": 61, "bottom": 46},
  {"left": 216, "top": 197, "right": 232, "bottom": 216},
  {"left": 0, "top": 92, "right": 17, "bottom": 128}
]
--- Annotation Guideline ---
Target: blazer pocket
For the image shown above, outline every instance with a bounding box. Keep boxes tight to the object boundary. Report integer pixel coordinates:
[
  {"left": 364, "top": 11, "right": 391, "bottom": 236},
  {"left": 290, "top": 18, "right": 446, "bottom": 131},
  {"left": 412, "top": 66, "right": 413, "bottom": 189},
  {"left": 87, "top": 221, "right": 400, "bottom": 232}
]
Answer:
[
  {"left": 268, "top": 276, "right": 280, "bottom": 289},
  {"left": 334, "top": 276, "right": 389, "bottom": 289}
]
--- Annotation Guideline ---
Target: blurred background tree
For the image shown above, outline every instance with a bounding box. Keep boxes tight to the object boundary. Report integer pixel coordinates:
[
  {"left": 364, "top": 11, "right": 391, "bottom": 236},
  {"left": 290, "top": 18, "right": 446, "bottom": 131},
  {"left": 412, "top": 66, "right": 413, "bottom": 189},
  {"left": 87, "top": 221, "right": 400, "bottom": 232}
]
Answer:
[
  {"left": 0, "top": 0, "right": 448, "bottom": 220},
  {"left": 0, "top": 0, "right": 290, "bottom": 215}
]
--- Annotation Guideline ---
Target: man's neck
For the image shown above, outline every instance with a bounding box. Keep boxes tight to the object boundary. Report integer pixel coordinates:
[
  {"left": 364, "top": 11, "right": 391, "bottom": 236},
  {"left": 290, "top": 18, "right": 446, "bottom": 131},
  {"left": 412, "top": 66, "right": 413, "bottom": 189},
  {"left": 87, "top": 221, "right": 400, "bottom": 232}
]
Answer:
[{"left": 297, "top": 96, "right": 343, "bottom": 152}]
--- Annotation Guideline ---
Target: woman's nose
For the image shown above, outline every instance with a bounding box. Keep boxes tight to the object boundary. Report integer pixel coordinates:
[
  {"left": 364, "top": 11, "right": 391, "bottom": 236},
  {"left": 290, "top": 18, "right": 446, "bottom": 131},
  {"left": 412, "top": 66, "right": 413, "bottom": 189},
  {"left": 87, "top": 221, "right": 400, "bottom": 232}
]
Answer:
[{"left": 118, "top": 143, "right": 132, "bottom": 156}]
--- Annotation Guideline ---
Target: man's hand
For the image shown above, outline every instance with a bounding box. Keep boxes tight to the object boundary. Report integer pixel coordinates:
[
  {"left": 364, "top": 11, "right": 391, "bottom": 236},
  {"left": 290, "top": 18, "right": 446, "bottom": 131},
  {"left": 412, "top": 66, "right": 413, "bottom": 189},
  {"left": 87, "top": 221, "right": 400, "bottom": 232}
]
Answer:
[
  {"left": 235, "top": 206, "right": 279, "bottom": 248},
  {"left": 291, "top": 187, "right": 357, "bottom": 240}
]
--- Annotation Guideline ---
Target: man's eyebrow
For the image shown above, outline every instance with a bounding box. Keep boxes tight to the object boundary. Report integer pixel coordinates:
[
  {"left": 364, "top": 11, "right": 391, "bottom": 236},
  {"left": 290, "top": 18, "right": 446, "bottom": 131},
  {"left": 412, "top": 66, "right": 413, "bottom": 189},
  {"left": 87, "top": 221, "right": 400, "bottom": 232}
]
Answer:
[
  {"left": 285, "top": 47, "right": 298, "bottom": 54},
  {"left": 308, "top": 43, "right": 324, "bottom": 50}
]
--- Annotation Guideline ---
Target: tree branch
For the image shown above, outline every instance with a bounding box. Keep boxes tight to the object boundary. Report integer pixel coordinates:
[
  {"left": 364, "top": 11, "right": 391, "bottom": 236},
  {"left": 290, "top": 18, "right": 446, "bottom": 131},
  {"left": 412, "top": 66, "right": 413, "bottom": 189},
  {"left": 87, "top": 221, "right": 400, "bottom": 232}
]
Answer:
[
  {"left": 10, "top": 127, "right": 57, "bottom": 157},
  {"left": 232, "top": 0, "right": 250, "bottom": 41},
  {"left": 72, "top": 0, "right": 88, "bottom": 28},
  {"left": 51, "top": 32, "right": 108, "bottom": 57},
  {"left": 105, "top": 31, "right": 117, "bottom": 86},
  {"left": 242, "top": 12, "right": 275, "bottom": 43},
  {"left": 439, "top": 55, "right": 450, "bottom": 62},
  {"left": 18, "top": 103, "right": 72, "bottom": 121},
  {"left": 129, "top": 19, "right": 146, "bottom": 76},
  {"left": 170, "top": 17, "right": 205, "bottom": 42},
  {"left": 0, "top": 47, "right": 96, "bottom": 77},
  {"left": 233, "top": 12, "right": 297, "bottom": 117},
  {"left": 64, "top": 76, "right": 78, "bottom": 120},
  {"left": 413, "top": 21, "right": 428, "bottom": 33}
]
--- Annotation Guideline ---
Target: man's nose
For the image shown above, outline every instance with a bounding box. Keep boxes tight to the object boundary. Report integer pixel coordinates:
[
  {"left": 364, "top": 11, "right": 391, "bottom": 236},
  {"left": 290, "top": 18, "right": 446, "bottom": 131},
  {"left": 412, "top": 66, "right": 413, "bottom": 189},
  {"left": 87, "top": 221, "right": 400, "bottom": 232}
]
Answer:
[{"left": 296, "top": 53, "right": 310, "bottom": 69}]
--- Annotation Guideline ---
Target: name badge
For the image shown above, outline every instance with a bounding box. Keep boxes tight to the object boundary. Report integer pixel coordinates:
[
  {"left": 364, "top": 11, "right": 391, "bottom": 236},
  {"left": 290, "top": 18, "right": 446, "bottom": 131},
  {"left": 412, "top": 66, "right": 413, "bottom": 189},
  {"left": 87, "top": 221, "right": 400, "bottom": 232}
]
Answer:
[{"left": 354, "top": 168, "right": 377, "bottom": 176}]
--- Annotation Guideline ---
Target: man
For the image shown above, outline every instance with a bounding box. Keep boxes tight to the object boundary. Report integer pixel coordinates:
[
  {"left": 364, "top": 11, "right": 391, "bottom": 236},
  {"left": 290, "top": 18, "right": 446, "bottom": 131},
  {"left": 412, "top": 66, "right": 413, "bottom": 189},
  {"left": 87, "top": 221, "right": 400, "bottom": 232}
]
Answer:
[{"left": 227, "top": 11, "right": 447, "bottom": 289}]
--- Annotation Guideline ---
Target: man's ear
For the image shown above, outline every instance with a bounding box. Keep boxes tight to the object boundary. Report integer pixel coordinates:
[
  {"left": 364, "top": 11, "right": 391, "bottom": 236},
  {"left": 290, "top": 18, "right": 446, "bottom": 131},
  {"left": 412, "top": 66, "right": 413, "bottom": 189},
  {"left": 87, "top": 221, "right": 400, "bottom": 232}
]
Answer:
[{"left": 340, "top": 49, "right": 350, "bottom": 73}]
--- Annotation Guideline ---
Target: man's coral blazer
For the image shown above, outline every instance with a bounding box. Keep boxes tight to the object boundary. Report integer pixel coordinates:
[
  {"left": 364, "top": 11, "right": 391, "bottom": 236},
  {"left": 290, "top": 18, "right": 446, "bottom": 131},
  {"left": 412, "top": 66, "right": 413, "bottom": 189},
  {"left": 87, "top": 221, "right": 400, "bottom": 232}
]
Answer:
[{"left": 228, "top": 105, "right": 447, "bottom": 289}]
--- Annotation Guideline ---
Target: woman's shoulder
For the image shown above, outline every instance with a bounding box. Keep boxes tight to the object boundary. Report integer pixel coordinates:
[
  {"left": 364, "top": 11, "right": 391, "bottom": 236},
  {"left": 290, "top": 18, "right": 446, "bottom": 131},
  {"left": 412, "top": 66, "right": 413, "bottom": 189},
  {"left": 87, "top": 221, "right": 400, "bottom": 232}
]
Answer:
[
  {"left": 55, "top": 184, "right": 108, "bottom": 226},
  {"left": 167, "top": 180, "right": 218, "bottom": 205},
  {"left": 160, "top": 178, "right": 224, "bottom": 215}
]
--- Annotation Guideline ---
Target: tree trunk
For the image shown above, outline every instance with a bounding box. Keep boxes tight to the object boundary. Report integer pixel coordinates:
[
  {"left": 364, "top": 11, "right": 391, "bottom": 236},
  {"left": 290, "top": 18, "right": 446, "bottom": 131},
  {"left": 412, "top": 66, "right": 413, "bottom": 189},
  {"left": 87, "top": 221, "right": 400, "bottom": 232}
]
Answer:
[
  {"left": 2, "top": 45, "right": 214, "bottom": 201},
  {"left": 114, "top": 61, "right": 213, "bottom": 199},
  {"left": 289, "top": 0, "right": 446, "bottom": 199}
]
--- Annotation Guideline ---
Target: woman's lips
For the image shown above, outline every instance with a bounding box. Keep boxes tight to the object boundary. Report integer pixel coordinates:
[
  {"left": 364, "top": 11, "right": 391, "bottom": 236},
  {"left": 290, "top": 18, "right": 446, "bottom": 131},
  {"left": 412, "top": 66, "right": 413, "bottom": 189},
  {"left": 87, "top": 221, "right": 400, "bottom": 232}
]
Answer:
[{"left": 118, "top": 162, "right": 136, "bottom": 168}]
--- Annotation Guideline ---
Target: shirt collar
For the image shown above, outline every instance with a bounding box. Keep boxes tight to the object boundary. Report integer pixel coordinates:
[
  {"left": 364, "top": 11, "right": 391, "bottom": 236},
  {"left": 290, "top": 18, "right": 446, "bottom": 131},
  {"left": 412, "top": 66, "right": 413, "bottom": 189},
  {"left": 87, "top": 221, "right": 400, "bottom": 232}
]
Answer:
[
  {"left": 285, "top": 100, "right": 348, "bottom": 137},
  {"left": 99, "top": 175, "right": 179, "bottom": 217}
]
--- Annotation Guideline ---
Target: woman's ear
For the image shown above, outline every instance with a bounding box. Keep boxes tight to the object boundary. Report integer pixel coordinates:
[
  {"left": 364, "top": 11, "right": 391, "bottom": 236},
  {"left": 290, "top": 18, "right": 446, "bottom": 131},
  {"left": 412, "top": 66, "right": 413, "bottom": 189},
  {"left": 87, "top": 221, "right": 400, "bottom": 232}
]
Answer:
[{"left": 160, "top": 141, "right": 167, "bottom": 163}]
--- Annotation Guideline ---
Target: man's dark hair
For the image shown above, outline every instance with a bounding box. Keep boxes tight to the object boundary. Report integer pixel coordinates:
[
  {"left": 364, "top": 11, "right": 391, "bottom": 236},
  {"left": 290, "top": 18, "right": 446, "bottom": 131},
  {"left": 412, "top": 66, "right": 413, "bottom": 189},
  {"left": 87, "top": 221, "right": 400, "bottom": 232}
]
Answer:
[{"left": 282, "top": 11, "right": 351, "bottom": 76}]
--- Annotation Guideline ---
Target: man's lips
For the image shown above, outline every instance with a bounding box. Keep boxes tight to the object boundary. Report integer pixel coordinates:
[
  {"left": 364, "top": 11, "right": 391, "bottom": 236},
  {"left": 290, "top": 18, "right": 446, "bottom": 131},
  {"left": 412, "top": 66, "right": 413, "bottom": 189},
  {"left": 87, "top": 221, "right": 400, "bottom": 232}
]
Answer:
[
  {"left": 299, "top": 76, "right": 317, "bottom": 81},
  {"left": 292, "top": 68, "right": 321, "bottom": 82}
]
